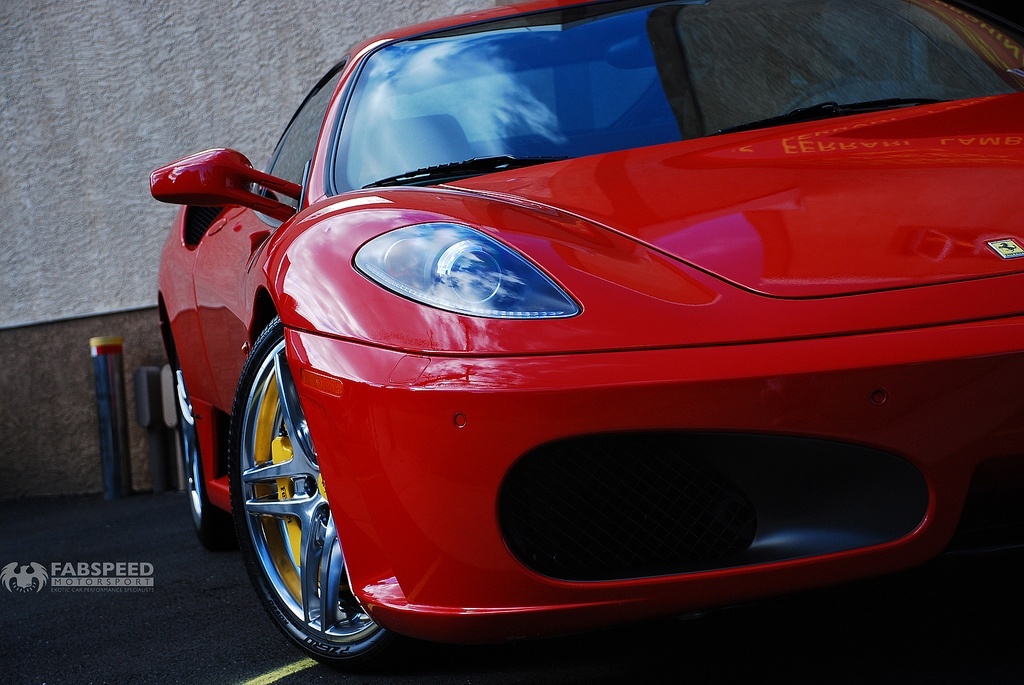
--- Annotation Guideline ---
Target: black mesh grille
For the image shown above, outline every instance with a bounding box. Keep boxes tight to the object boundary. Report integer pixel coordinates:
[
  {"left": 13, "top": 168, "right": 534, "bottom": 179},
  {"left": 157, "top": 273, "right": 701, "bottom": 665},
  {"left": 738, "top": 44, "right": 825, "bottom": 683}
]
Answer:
[
  {"left": 183, "top": 206, "right": 224, "bottom": 246},
  {"left": 499, "top": 434, "right": 756, "bottom": 581}
]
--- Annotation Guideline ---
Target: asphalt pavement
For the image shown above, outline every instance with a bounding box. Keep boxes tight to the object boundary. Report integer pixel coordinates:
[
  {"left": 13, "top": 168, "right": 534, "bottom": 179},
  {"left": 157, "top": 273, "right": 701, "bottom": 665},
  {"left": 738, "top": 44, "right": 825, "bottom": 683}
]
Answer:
[{"left": 1, "top": 491, "right": 1022, "bottom": 684}]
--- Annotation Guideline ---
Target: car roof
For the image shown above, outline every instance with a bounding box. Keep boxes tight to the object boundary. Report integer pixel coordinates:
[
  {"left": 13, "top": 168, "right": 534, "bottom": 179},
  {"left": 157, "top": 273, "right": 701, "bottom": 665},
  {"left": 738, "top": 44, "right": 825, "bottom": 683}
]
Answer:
[{"left": 345, "top": 0, "right": 613, "bottom": 55}]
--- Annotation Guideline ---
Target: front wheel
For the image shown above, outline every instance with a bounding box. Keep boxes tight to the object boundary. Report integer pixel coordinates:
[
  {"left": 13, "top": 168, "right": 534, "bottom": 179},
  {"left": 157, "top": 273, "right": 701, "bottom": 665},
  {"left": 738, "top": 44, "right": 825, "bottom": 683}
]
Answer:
[{"left": 229, "top": 318, "right": 394, "bottom": 667}]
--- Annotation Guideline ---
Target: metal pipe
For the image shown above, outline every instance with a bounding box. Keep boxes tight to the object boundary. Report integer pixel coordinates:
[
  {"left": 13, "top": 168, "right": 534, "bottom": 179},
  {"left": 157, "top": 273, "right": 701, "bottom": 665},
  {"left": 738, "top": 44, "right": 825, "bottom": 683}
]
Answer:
[{"left": 90, "top": 336, "right": 132, "bottom": 499}]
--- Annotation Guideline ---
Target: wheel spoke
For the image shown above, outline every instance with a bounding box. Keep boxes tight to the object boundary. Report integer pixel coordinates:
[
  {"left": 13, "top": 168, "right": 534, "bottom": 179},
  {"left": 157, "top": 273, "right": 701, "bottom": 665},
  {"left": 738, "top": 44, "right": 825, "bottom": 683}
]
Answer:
[
  {"left": 320, "top": 518, "right": 346, "bottom": 630},
  {"left": 245, "top": 493, "right": 321, "bottom": 521},
  {"left": 241, "top": 456, "right": 310, "bottom": 485},
  {"left": 274, "top": 349, "right": 317, "bottom": 465},
  {"left": 300, "top": 509, "right": 326, "bottom": 628}
]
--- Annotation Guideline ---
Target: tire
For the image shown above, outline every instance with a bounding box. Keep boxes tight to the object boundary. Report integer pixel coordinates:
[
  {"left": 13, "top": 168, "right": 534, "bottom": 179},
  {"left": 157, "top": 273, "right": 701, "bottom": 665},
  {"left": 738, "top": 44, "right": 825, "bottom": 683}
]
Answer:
[
  {"left": 172, "top": 359, "right": 236, "bottom": 550},
  {"left": 229, "top": 317, "right": 395, "bottom": 667}
]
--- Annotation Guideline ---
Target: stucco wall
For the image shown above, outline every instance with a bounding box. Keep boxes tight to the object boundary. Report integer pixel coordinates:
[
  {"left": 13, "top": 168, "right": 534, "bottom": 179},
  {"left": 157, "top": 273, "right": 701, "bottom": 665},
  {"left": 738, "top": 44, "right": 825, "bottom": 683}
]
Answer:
[{"left": 0, "top": 0, "right": 489, "bottom": 331}]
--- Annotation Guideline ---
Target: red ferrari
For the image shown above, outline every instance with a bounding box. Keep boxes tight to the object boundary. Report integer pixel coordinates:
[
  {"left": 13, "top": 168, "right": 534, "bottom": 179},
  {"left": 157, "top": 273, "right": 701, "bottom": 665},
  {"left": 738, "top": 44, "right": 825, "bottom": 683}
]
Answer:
[{"left": 152, "top": 0, "right": 1024, "bottom": 667}]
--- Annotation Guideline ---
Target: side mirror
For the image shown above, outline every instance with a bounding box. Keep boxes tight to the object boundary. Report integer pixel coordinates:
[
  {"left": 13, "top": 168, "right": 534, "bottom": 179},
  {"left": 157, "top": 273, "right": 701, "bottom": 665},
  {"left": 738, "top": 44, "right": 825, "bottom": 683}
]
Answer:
[{"left": 150, "top": 148, "right": 301, "bottom": 222}]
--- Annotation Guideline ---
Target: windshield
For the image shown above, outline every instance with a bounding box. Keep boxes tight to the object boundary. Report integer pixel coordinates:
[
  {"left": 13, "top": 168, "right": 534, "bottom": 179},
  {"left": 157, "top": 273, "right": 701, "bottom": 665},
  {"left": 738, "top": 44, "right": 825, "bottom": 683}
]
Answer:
[{"left": 333, "top": 0, "right": 1024, "bottom": 191}]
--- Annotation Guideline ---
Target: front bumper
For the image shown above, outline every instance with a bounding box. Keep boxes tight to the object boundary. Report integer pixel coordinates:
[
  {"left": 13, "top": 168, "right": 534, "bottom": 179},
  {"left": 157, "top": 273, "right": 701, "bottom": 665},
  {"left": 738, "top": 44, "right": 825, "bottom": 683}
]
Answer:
[{"left": 286, "top": 316, "right": 1024, "bottom": 643}]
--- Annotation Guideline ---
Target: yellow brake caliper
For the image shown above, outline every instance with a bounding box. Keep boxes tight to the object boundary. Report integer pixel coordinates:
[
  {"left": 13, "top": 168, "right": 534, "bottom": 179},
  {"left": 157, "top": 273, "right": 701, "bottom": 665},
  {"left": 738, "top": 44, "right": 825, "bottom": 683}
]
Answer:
[{"left": 271, "top": 435, "right": 304, "bottom": 567}]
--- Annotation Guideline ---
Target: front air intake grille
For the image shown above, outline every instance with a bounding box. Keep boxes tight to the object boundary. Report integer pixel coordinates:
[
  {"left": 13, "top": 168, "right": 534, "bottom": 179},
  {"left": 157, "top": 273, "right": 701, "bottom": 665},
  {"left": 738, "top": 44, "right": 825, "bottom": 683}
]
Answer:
[
  {"left": 499, "top": 434, "right": 756, "bottom": 582},
  {"left": 183, "top": 206, "right": 224, "bottom": 246}
]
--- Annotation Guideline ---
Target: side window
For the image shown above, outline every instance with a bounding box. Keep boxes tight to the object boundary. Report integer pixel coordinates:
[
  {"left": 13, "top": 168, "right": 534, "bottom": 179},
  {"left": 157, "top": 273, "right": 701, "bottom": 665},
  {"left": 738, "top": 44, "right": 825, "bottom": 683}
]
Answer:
[{"left": 266, "top": 64, "right": 346, "bottom": 202}]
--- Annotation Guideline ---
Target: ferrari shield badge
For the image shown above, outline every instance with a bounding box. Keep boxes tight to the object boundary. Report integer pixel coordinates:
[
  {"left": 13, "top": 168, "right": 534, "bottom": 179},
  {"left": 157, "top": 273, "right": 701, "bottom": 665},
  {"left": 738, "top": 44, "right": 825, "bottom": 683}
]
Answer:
[{"left": 987, "top": 239, "right": 1024, "bottom": 259}]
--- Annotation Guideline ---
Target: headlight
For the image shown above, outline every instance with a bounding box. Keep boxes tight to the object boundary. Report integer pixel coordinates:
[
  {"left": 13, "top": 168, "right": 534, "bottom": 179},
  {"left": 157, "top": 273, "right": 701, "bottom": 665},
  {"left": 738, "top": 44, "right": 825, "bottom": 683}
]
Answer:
[{"left": 354, "top": 223, "right": 580, "bottom": 319}]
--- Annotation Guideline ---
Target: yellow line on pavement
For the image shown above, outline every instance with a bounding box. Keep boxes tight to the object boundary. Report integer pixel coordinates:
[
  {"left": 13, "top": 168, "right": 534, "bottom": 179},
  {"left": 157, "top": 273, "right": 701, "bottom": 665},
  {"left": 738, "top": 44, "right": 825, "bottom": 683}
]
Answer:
[{"left": 240, "top": 658, "right": 317, "bottom": 685}]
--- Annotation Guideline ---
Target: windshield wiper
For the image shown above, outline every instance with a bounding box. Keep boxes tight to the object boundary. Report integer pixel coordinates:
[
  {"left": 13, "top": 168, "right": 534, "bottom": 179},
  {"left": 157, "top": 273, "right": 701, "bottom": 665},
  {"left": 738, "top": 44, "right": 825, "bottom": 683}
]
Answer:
[
  {"left": 715, "top": 98, "right": 947, "bottom": 136},
  {"left": 364, "top": 155, "right": 567, "bottom": 188}
]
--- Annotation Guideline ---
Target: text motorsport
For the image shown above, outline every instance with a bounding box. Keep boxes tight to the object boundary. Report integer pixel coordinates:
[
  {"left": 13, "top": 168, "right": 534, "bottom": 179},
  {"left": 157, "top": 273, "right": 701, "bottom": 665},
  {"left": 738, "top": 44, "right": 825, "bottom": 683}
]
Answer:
[
  {"left": 2, "top": 561, "right": 155, "bottom": 594},
  {"left": 51, "top": 562, "right": 154, "bottom": 591}
]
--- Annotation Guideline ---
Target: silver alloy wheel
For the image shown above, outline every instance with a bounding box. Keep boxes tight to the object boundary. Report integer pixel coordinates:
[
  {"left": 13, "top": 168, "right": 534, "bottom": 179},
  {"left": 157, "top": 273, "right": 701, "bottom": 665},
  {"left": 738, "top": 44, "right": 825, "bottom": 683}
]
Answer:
[
  {"left": 175, "top": 369, "right": 204, "bottom": 529},
  {"left": 238, "top": 339, "right": 380, "bottom": 644}
]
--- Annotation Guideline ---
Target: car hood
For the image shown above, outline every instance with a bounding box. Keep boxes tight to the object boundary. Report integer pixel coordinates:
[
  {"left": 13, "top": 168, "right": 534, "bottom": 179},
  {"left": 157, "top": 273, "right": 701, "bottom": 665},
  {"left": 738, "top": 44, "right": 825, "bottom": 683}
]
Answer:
[{"left": 452, "top": 94, "right": 1024, "bottom": 298}]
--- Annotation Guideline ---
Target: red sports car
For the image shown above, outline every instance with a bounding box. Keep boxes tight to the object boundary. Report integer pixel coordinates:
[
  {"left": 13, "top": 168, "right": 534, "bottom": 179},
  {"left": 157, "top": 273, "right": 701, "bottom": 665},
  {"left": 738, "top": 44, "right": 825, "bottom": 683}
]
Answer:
[{"left": 152, "top": 0, "right": 1024, "bottom": 667}]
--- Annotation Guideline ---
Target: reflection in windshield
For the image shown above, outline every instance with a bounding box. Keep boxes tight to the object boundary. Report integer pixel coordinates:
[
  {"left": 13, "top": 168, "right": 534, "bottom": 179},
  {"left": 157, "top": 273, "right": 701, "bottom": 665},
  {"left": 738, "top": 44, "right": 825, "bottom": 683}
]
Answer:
[
  {"left": 369, "top": 41, "right": 567, "bottom": 144},
  {"left": 344, "top": 40, "right": 569, "bottom": 189},
  {"left": 334, "top": 0, "right": 1024, "bottom": 191}
]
